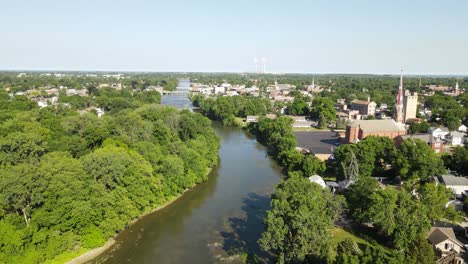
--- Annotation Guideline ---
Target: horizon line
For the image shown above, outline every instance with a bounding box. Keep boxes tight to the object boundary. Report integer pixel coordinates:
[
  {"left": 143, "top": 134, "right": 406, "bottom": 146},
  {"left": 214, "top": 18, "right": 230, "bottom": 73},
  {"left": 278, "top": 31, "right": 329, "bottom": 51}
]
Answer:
[{"left": 1, "top": 69, "right": 467, "bottom": 77}]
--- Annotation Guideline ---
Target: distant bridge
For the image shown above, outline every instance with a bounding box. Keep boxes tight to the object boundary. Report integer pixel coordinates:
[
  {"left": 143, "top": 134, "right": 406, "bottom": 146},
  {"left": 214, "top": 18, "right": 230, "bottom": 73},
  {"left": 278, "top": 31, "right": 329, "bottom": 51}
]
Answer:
[{"left": 162, "top": 90, "right": 191, "bottom": 96}]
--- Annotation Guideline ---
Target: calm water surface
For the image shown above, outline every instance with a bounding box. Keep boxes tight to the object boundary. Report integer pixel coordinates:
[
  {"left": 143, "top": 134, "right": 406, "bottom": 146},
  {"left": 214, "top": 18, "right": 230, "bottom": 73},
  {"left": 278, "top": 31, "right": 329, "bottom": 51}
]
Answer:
[{"left": 88, "top": 80, "right": 282, "bottom": 264}]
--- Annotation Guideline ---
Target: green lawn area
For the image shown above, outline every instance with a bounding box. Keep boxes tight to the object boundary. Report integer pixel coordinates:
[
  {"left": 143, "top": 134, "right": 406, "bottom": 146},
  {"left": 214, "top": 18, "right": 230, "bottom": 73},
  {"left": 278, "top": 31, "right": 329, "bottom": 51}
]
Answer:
[{"left": 331, "top": 227, "right": 369, "bottom": 245}]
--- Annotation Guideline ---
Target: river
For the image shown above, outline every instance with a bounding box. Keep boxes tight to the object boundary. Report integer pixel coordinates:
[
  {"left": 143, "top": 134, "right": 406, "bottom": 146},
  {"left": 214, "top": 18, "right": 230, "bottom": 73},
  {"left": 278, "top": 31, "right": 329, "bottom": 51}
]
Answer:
[{"left": 88, "top": 80, "right": 283, "bottom": 263}]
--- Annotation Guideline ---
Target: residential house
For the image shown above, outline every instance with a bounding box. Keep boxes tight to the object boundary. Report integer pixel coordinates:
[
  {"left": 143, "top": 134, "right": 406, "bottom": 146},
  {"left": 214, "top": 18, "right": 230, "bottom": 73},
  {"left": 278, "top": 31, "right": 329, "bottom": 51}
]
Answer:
[
  {"left": 449, "top": 131, "right": 465, "bottom": 146},
  {"left": 427, "top": 227, "right": 465, "bottom": 264},
  {"left": 429, "top": 127, "right": 450, "bottom": 139},
  {"left": 440, "top": 174, "right": 468, "bottom": 196},
  {"left": 345, "top": 119, "right": 407, "bottom": 143},
  {"left": 458, "top": 125, "right": 467, "bottom": 133}
]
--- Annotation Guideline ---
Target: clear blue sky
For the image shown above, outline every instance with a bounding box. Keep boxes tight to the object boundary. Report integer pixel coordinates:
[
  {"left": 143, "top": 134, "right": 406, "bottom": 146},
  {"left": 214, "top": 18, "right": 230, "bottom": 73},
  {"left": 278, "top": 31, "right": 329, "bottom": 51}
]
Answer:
[{"left": 1, "top": 0, "right": 467, "bottom": 74}]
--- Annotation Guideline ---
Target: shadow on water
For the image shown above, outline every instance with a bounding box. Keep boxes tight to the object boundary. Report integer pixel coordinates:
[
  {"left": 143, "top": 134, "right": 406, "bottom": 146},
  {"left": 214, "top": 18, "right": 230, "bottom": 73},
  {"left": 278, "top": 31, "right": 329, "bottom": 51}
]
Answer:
[{"left": 220, "top": 193, "right": 273, "bottom": 263}]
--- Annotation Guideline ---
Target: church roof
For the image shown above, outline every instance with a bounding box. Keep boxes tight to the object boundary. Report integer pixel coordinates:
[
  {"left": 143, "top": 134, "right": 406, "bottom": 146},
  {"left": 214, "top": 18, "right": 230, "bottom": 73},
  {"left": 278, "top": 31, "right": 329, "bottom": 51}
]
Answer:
[{"left": 348, "top": 120, "right": 406, "bottom": 132}]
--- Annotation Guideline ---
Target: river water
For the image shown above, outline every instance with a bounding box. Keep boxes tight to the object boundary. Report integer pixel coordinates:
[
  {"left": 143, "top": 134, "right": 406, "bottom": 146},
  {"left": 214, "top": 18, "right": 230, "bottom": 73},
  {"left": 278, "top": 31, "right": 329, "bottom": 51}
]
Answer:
[{"left": 88, "top": 80, "right": 282, "bottom": 264}]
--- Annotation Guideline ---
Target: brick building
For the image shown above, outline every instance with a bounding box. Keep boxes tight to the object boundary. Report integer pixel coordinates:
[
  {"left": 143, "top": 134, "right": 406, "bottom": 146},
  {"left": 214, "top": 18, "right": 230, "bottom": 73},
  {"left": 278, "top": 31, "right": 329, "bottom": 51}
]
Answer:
[{"left": 345, "top": 119, "right": 406, "bottom": 143}]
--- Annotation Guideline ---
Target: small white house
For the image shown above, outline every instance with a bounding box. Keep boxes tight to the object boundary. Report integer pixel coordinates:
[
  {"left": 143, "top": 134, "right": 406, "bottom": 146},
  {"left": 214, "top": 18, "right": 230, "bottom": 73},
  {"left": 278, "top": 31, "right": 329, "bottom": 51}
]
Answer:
[
  {"left": 440, "top": 174, "right": 468, "bottom": 196},
  {"left": 458, "top": 125, "right": 467, "bottom": 133},
  {"left": 450, "top": 131, "right": 465, "bottom": 146},
  {"left": 428, "top": 127, "right": 450, "bottom": 139}
]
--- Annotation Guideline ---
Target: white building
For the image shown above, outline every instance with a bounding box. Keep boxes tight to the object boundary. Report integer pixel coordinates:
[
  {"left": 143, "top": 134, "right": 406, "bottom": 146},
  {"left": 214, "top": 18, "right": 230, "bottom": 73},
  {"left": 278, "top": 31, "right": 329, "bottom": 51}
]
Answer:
[
  {"left": 440, "top": 174, "right": 468, "bottom": 196},
  {"left": 449, "top": 131, "right": 465, "bottom": 146},
  {"left": 428, "top": 127, "right": 450, "bottom": 139},
  {"left": 458, "top": 125, "right": 467, "bottom": 133}
]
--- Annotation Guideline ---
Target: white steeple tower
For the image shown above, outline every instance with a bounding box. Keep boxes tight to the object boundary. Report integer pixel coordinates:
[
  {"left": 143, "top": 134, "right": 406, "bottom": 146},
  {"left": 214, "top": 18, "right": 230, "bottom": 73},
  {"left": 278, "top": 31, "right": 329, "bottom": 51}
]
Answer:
[{"left": 394, "top": 70, "right": 405, "bottom": 124}]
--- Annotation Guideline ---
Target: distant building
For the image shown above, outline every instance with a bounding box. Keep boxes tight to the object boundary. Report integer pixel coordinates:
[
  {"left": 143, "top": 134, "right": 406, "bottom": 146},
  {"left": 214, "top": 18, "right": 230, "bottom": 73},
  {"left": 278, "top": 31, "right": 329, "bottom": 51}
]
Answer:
[
  {"left": 403, "top": 90, "right": 418, "bottom": 122},
  {"left": 350, "top": 98, "right": 377, "bottom": 116},
  {"left": 393, "top": 72, "right": 418, "bottom": 123},
  {"left": 345, "top": 119, "right": 406, "bottom": 143}
]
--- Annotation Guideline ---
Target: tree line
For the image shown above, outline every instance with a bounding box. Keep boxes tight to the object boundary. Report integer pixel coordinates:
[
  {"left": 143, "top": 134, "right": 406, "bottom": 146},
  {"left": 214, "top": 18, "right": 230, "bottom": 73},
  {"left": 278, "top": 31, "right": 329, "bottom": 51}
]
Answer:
[{"left": 0, "top": 93, "right": 220, "bottom": 263}]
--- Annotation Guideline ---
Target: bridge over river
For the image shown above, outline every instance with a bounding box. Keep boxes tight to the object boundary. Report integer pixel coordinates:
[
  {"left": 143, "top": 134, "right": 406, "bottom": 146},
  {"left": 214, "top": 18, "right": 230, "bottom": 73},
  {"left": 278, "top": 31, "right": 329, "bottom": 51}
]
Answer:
[{"left": 161, "top": 90, "right": 191, "bottom": 96}]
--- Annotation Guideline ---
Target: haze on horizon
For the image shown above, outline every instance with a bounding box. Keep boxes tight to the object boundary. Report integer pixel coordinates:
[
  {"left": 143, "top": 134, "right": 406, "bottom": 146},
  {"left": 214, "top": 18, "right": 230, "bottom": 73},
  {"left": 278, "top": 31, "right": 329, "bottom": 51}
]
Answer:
[{"left": 1, "top": 0, "right": 467, "bottom": 75}]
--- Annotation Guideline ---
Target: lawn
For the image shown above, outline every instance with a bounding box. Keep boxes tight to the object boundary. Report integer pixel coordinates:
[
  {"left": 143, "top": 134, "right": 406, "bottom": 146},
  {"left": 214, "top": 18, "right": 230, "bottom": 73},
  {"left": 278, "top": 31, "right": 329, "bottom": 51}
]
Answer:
[{"left": 331, "top": 227, "right": 369, "bottom": 245}]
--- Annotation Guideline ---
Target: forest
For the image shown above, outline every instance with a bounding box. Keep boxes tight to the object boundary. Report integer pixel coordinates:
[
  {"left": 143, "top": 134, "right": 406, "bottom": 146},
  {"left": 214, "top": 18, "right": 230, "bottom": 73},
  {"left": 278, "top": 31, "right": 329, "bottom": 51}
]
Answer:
[{"left": 0, "top": 87, "right": 220, "bottom": 263}]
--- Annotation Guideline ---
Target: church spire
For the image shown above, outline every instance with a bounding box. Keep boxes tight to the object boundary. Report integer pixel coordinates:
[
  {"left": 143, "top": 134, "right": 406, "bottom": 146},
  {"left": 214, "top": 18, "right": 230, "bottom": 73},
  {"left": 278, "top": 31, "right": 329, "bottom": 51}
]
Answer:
[{"left": 394, "top": 69, "right": 405, "bottom": 124}]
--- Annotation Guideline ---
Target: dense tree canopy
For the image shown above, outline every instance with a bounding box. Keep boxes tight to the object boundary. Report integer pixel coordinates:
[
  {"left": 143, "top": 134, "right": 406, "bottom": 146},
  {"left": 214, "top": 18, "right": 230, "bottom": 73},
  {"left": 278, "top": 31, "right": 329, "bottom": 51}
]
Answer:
[
  {"left": 259, "top": 174, "right": 343, "bottom": 263},
  {"left": 0, "top": 100, "right": 219, "bottom": 263}
]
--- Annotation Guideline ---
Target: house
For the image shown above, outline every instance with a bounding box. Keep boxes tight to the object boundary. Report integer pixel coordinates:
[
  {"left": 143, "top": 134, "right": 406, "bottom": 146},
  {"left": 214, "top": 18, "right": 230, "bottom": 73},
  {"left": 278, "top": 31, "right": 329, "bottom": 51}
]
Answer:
[
  {"left": 449, "top": 131, "right": 465, "bottom": 146},
  {"left": 345, "top": 119, "right": 406, "bottom": 143},
  {"left": 458, "top": 125, "right": 467, "bottom": 133},
  {"left": 440, "top": 174, "right": 468, "bottom": 196},
  {"left": 427, "top": 227, "right": 465, "bottom": 264},
  {"left": 350, "top": 99, "right": 377, "bottom": 116},
  {"left": 395, "top": 133, "right": 444, "bottom": 153},
  {"left": 428, "top": 127, "right": 450, "bottom": 139},
  {"left": 214, "top": 86, "right": 226, "bottom": 94}
]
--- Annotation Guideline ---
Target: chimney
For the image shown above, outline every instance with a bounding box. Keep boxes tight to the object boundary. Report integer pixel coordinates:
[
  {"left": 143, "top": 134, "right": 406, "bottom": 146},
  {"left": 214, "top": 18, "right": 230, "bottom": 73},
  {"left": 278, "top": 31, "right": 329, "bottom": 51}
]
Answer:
[{"left": 367, "top": 95, "right": 370, "bottom": 102}]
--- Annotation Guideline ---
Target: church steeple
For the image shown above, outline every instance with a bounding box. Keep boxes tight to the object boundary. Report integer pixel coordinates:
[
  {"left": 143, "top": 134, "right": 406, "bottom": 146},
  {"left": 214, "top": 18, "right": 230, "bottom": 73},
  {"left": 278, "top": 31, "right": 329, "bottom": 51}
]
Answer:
[{"left": 394, "top": 70, "right": 405, "bottom": 124}]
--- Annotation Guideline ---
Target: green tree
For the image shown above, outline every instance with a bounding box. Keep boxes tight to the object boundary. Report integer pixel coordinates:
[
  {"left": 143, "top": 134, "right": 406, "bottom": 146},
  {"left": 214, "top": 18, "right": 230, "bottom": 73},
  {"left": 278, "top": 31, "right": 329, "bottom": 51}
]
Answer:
[
  {"left": 259, "top": 174, "right": 342, "bottom": 263},
  {"left": 392, "top": 138, "right": 445, "bottom": 182}
]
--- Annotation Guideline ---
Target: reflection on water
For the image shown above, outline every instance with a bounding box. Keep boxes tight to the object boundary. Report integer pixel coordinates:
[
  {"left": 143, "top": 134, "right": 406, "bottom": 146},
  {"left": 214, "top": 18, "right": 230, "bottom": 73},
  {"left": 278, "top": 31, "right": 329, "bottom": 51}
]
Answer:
[{"left": 88, "top": 82, "right": 283, "bottom": 264}]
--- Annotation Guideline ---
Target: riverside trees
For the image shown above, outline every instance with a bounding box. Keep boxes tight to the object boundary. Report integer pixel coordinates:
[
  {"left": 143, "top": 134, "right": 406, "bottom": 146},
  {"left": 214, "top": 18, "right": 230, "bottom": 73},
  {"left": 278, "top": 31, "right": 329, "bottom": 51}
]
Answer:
[
  {"left": 259, "top": 174, "right": 343, "bottom": 263},
  {"left": 0, "top": 97, "right": 220, "bottom": 263}
]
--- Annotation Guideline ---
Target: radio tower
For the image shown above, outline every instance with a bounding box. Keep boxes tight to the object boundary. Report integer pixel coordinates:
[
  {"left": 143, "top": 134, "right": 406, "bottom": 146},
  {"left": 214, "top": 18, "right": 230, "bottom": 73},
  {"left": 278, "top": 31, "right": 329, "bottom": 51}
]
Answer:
[{"left": 393, "top": 69, "right": 405, "bottom": 124}]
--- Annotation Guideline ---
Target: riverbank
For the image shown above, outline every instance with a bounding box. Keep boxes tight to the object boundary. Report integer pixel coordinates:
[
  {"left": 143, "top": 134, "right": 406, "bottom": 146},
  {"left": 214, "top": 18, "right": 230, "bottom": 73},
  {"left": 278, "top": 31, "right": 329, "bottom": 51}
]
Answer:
[{"left": 62, "top": 168, "right": 213, "bottom": 264}]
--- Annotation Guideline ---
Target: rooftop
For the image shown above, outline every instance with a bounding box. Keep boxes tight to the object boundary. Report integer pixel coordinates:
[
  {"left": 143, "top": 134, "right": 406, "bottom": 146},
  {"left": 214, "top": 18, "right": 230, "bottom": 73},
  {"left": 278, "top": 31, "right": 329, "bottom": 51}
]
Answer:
[
  {"left": 347, "top": 119, "right": 406, "bottom": 132},
  {"left": 440, "top": 174, "right": 468, "bottom": 186},
  {"left": 351, "top": 99, "right": 373, "bottom": 105},
  {"left": 427, "top": 227, "right": 464, "bottom": 247},
  {"left": 294, "top": 131, "right": 339, "bottom": 155}
]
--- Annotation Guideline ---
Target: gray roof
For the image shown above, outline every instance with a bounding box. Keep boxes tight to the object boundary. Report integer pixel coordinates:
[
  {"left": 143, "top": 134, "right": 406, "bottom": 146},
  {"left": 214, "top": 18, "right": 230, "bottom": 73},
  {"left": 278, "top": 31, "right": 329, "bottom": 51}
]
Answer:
[
  {"left": 427, "top": 227, "right": 463, "bottom": 247},
  {"left": 440, "top": 175, "right": 468, "bottom": 186},
  {"left": 347, "top": 119, "right": 406, "bottom": 132},
  {"left": 399, "top": 133, "right": 431, "bottom": 142},
  {"left": 428, "top": 127, "right": 449, "bottom": 133}
]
